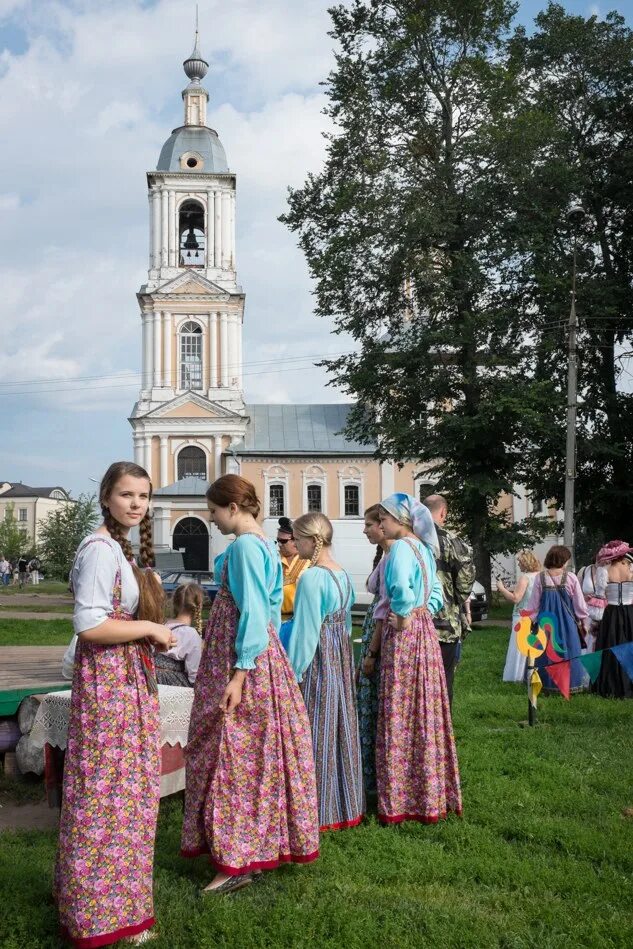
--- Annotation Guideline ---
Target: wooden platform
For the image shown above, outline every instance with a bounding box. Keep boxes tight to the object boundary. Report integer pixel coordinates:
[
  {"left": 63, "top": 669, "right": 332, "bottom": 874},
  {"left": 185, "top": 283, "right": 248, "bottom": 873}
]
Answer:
[{"left": 0, "top": 646, "right": 67, "bottom": 715}]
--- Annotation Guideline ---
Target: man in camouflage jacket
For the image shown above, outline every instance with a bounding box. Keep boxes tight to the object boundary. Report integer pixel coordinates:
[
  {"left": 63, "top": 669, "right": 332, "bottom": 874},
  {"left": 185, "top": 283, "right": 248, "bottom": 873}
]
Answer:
[{"left": 424, "top": 495, "right": 476, "bottom": 707}]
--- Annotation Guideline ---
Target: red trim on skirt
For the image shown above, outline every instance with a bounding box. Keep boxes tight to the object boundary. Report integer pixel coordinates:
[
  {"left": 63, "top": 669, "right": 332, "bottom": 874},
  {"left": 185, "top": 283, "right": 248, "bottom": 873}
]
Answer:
[
  {"left": 60, "top": 917, "right": 154, "bottom": 948},
  {"left": 180, "top": 847, "right": 320, "bottom": 876},
  {"left": 320, "top": 814, "right": 364, "bottom": 832},
  {"left": 378, "top": 808, "right": 462, "bottom": 825}
]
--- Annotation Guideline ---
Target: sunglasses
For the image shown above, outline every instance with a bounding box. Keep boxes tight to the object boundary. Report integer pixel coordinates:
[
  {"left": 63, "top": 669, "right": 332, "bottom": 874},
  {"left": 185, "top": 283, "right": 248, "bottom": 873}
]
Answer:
[{"left": 277, "top": 538, "right": 293, "bottom": 545}]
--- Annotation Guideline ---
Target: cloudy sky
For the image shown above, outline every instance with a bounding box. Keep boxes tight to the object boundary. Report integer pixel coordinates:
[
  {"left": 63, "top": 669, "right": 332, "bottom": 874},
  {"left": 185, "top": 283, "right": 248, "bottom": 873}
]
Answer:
[{"left": 0, "top": 0, "right": 623, "bottom": 497}]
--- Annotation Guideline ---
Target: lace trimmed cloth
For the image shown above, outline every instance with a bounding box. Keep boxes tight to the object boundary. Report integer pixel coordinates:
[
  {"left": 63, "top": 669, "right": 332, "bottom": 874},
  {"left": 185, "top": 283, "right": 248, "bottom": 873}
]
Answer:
[{"left": 30, "top": 685, "right": 194, "bottom": 752}]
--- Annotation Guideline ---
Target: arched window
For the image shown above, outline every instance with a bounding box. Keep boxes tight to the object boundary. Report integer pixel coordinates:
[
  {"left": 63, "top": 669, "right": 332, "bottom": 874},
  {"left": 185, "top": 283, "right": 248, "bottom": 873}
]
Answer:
[
  {"left": 344, "top": 484, "right": 360, "bottom": 517},
  {"left": 180, "top": 321, "right": 203, "bottom": 390},
  {"left": 177, "top": 446, "right": 206, "bottom": 480},
  {"left": 172, "top": 516, "right": 209, "bottom": 571},
  {"left": 269, "top": 484, "right": 285, "bottom": 517},
  {"left": 307, "top": 484, "right": 322, "bottom": 513},
  {"left": 178, "top": 199, "right": 206, "bottom": 267}
]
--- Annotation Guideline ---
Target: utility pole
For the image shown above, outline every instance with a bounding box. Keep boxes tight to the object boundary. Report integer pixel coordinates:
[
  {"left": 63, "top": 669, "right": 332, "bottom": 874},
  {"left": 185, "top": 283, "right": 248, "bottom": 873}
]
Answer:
[{"left": 563, "top": 203, "right": 586, "bottom": 561}]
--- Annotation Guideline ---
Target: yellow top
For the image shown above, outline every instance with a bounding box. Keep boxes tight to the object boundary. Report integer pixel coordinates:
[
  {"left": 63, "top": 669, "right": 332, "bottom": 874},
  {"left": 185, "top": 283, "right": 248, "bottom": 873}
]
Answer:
[{"left": 281, "top": 554, "right": 310, "bottom": 619}]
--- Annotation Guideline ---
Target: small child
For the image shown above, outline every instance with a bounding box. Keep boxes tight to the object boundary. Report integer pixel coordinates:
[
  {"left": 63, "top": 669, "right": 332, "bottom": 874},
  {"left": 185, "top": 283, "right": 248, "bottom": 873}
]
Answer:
[{"left": 155, "top": 583, "right": 204, "bottom": 687}]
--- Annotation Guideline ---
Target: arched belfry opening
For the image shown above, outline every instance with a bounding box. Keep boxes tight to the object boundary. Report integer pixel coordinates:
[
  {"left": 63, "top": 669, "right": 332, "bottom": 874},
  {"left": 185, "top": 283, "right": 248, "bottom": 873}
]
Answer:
[{"left": 179, "top": 199, "right": 206, "bottom": 267}]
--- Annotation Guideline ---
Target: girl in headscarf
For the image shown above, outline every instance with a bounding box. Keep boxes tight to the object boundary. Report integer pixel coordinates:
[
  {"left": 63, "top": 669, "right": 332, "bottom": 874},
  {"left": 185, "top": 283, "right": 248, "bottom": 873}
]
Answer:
[{"left": 376, "top": 493, "right": 462, "bottom": 825}]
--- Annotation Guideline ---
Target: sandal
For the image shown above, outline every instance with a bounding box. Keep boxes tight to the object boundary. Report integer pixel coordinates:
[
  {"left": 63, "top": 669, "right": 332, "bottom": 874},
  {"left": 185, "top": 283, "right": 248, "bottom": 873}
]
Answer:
[
  {"left": 126, "top": 931, "right": 157, "bottom": 945},
  {"left": 202, "top": 873, "right": 255, "bottom": 895}
]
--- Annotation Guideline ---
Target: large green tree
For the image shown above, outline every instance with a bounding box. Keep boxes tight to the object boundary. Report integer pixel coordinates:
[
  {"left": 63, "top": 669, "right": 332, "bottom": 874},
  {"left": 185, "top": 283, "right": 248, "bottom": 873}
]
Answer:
[
  {"left": 38, "top": 495, "right": 99, "bottom": 581},
  {"left": 0, "top": 504, "right": 31, "bottom": 563},
  {"left": 282, "top": 0, "right": 551, "bottom": 588},
  {"left": 507, "top": 4, "right": 633, "bottom": 547}
]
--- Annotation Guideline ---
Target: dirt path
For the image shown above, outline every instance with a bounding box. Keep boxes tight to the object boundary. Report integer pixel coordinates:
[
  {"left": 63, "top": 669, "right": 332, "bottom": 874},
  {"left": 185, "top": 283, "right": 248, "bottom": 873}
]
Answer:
[
  {"left": 0, "top": 595, "right": 72, "bottom": 607},
  {"left": 0, "top": 800, "right": 59, "bottom": 832}
]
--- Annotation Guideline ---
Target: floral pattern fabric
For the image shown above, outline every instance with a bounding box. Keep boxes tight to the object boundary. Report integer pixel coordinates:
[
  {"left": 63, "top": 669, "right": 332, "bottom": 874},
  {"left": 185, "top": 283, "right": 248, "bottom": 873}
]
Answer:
[
  {"left": 180, "top": 559, "right": 319, "bottom": 874},
  {"left": 376, "top": 539, "right": 461, "bottom": 824},
  {"left": 54, "top": 543, "right": 160, "bottom": 949}
]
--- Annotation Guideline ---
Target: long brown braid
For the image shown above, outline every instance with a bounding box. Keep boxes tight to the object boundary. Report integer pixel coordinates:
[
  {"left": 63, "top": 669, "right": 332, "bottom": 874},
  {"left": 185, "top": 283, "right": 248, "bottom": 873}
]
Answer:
[
  {"left": 172, "top": 582, "right": 204, "bottom": 635},
  {"left": 100, "top": 462, "right": 165, "bottom": 625}
]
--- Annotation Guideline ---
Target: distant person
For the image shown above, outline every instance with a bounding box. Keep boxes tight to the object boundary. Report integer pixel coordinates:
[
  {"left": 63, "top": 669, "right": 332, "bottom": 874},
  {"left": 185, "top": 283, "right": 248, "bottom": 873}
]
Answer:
[
  {"left": 577, "top": 553, "right": 608, "bottom": 653},
  {"left": 593, "top": 540, "right": 633, "bottom": 699},
  {"left": 497, "top": 551, "right": 541, "bottom": 682},
  {"left": 17, "top": 556, "right": 28, "bottom": 588},
  {"left": 525, "top": 545, "right": 589, "bottom": 693},
  {"left": 423, "top": 494, "right": 476, "bottom": 706},
  {"left": 28, "top": 556, "right": 41, "bottom": 585},
  {"left": 0, "top": 555, "right": 10, "bottom": 586},
  {"left": 155, "top": 582, "right": 204, "bottom": 687},
  {"left": 277, "top": 517, "right": 309, "bottom": 622}
]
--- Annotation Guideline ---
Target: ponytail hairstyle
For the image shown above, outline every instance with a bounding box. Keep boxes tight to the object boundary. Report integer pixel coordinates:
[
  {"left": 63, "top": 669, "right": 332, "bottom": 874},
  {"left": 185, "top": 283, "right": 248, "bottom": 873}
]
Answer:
[
  {"left": 172, "top": 582, "right": 204, "bottom": 635},
  {"left": 293, "top": 513, "right": 333, "bottom": 568},
  {"left": 99, "top": 461, "right": 165, "bottom": 624},
  {"left": 206, "top": 474, "right": 261, "bottom": 518}
]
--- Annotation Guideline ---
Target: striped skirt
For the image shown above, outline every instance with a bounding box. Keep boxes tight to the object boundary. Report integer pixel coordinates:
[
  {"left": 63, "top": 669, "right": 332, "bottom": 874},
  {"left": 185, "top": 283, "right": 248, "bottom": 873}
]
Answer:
[{"left": 301, "top": 617, "right": 365, "bottom": 831}]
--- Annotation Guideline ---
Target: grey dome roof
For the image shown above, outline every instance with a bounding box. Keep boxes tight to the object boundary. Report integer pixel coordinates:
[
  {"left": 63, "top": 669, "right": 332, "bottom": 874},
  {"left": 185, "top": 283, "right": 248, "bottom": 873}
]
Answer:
[{"left": 157, "top": 125, "right": 229, "bottom": 173}]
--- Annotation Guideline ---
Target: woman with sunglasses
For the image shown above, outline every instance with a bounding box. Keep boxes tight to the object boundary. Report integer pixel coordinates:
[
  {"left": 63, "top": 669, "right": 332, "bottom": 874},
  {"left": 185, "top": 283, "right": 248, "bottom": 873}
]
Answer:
[{"left": 277, "top": 517, "right": 310, "bottom": 623}]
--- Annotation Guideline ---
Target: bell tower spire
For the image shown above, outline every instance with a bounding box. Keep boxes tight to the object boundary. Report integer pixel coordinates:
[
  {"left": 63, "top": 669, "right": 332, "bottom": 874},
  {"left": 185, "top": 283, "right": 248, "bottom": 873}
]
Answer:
[{"left": 182, "top": 8, "right": 209, "bottom": 127}]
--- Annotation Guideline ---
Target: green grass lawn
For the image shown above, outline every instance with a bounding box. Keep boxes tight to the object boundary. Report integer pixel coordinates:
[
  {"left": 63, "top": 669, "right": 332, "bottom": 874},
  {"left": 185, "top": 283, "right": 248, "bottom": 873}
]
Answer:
[
  {"left": 0, "top": 582, "right": 70, "bottom": 597},
  {"left": 0, "top": 618, "right": 73, "bottom": 646},
  {"left": 1, "top": 627, "right": 632, "bottom": 948}
]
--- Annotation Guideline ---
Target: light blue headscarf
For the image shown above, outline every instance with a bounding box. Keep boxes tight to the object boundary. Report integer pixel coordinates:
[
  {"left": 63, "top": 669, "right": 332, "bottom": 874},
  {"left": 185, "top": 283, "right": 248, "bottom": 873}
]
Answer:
[{"left": 380, "top": 492, "right": 439, "bottom": 556}]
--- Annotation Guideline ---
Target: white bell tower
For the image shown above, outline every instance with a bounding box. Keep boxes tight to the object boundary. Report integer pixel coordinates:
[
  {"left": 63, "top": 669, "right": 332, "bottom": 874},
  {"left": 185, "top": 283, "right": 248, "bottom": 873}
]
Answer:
[{"left": 129, "top": 29, "right": 248, "bottom": 518}]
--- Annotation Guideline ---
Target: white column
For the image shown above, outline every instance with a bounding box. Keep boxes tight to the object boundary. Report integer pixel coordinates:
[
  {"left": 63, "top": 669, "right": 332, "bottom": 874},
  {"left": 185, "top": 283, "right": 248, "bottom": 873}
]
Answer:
[
  {"left": 209, "top": 312, "right": 218, "bottom": 387},
  {"left": 143, "top": 436, "right": 152, "bottom": 476},
  {"left": 162, "top": 311, "right": 172, "bottom": 387},
  {"left": 153, "top": 312, "right": 162, "bottom": 388},
  {"left": 159, "top": 436, "right": 169, "bottom": 488},
  {"left": 133, "top": 432, "right": 142, "bottom": 465},
  {"left": 214, "top": 190, "right": 222, "bottom": 269},
  {"left": 380, "top": 461, "right": 395, "bottom": 496},
  {"left": 228, "top": 313, "right": 238, "bottom": 387},
  {"left": 214, "top": 435, "right": 223, "bottom": 480},
  {"left": 220, "top": 312, "right": 229, "bottom": 387},
  {"left": 161, "top": 189, "right": 168, "bottom": 267},
  {"left": 206, "top": 191, "right": 215, "bottom": 268},
  {"left": 141, "top": 312, "right": 153, "bottom": 391},
  {"left": 167, "top": 191, "right": 176, "bottom": 267},
  {"left": 148, "top": 193, "right": 154, "bottom": 269},
  {"left": 151, "top": 189, "right": 160, "bottom": 269},
  {"left": 230, "top": 191, "right": 236, "bottom": 270},
  {"left": 236, "top": 314, "right": 242, "bottom": 388},
  {"left": 221, "top": 192, "right": 230, "bottom": 269}
]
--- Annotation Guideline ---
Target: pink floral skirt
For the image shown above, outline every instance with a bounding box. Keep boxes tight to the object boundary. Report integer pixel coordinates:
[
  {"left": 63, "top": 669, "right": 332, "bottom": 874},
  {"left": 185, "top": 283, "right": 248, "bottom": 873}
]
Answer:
[
  {"left": 54, "top": 632, "right": 160, "bottom": 948},
  {"left": 181, "top": 587, "right": 319, "bottom": 875},
  {"left": 376, "top": 608, "right": 462, "bottom": 824}
]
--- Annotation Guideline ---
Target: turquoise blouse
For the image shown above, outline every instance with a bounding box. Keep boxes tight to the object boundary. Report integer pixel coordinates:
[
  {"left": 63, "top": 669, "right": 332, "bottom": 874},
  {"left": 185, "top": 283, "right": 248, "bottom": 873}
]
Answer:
[
  {"left": 385, "top": 537, "right": 443, "bottom": 617},
  {"left": 285, "top": 566, "right": 355, "bottom": 682},
  {"left": 224, "top": 534, "right": 283, "bottom": 670}
]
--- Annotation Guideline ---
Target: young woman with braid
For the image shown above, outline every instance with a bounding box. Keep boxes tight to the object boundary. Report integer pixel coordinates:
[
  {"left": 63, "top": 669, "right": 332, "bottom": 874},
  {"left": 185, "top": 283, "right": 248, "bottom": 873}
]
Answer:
[
  {"left": 356, "top": 505, "right": 393, "bottom": 796},
  {"left": 156, "top": 583, "right": 204, "bottom": 687},
  {"left": 181, "top": 475, "right": 319, "bottom": 893},
  {"left": 285, "top": 513, "right": 364, "bottom": 831},
  {"left": 55, "top": 462, "right": 176, "bottom": 947}
]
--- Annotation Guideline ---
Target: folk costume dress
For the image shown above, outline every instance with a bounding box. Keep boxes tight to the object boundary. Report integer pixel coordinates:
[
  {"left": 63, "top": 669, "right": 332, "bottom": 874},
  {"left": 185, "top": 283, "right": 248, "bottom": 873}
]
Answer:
[
  {"left": 181, "top": 533, "right": 319, "bottom": 874},
  {"left": 377, "top": 535, "right": 462, "bottom": 825},
  {"left": 502, "top": 572, "right": 537, "bottom": 683},
  {"left": 55, "top": 534, "right": 160, "bottom": 948},
  {"left": 286, "top": 566, "right": 365, "bottom": 831},
  {"left": 525, "top": 570, "right": 589, "bottom": 693},
  {"left": 593, "top": 580, "right": 633, "bottom": 699},
  {"left": 357, "top": 556, "right": 387, "bottom": 795},
  {"left": 155, "top": 622, "right": 202, "bottom": 687}
]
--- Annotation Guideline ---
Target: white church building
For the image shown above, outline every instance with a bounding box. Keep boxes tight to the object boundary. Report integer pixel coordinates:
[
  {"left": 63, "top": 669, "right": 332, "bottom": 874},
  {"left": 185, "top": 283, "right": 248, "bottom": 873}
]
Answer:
[{"left": 129, "top": 33, "right": 561, "bottom": 591}]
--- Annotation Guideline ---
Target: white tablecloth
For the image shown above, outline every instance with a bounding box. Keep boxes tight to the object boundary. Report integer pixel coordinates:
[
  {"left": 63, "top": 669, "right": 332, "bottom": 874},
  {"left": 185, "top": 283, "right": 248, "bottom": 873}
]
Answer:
[{"left": 30, "top": 685, "right": 194, "bottom": 751}]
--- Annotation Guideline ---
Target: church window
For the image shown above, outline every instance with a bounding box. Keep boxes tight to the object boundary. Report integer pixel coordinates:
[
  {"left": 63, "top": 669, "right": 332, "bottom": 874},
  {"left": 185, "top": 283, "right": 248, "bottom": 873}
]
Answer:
[
  {"left": 178, "top": 199, "right": 206, "bottom": 267},
  {"left": 180, "top": 321, "right": 203, "bottom": 390},
  {"left": 269, "top": 484, "right": 285, "bottom": 517},
  {"left": 344, "top": 484, "right": 360, "bottom": 517},
  {"left": 186, "top": 157, "right": 198, "bottom": 168},
  {"left": 19, "top": 508, "right": 27, "bottom": 522},
  {"left": 307, "top": 484, "right": 322, "bottom": 513},
  {"left": 418, "top": 482, "right": 434, "bottom": 502},
  {"left": 177, "top": 446, "right": 206, "bottom": 480}
]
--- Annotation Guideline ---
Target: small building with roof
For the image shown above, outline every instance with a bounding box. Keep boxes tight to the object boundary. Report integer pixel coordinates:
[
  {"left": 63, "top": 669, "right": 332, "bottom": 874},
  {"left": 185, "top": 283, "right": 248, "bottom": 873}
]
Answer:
[{"left": 0, "top": 483, "right": 73, "bottom": 548}]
